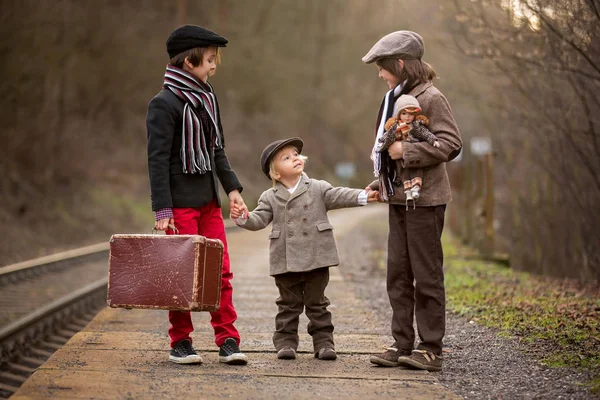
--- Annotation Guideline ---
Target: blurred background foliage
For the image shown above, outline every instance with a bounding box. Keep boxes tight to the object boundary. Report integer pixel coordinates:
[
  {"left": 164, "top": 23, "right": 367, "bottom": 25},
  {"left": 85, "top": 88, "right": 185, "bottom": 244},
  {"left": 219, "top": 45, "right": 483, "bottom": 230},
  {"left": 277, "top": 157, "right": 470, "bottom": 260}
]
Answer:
[{"left": 0, "top": 0, "right": 598, "bottom": 281}]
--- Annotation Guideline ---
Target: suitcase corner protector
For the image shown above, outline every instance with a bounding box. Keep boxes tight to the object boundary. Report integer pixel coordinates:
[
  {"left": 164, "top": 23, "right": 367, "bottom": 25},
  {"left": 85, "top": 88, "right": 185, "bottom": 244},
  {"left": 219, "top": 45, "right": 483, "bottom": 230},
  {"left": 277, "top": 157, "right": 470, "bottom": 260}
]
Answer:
[{"left": 191, "top": 236, "right": 205, "bottom": 244}]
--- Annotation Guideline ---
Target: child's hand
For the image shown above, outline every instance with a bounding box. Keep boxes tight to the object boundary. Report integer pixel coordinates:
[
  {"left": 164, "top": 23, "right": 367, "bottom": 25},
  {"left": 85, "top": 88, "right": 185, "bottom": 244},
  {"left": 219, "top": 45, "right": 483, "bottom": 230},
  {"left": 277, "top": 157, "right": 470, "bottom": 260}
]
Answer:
[
  {"left": 367, "top": 190, "right": 380, "bottom": 203},
  {"left": 155, "top": 217, "right": 174, "bottom": 231},
  {"left": 230, "top": 204, "right": 244, "bottom": 219},
  {"left": 228, "top": 190, "right": 249, "bottom": 218}
]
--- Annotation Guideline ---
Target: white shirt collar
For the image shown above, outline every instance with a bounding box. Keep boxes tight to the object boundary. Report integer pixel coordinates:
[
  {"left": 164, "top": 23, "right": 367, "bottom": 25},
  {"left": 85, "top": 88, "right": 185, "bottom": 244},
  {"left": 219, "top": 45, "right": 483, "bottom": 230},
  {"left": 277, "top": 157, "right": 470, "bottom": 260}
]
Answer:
[{"left": 286, "top": 176, "right": 302, "bottom": 194}]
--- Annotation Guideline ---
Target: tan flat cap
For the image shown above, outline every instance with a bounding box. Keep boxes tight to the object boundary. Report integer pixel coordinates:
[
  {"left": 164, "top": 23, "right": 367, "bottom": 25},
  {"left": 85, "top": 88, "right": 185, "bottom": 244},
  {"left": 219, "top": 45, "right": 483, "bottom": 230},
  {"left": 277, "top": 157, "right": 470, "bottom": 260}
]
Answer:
[{"left": 362, "top": 31, "right": 424, "bottom": 63}]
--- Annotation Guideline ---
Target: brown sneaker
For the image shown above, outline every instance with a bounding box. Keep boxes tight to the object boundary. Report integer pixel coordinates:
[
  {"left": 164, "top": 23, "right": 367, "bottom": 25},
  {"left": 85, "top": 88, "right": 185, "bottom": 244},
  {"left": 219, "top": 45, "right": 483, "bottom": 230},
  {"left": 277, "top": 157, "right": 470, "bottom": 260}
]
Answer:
[
  {"left": 397, "top": 349, "right": 442, "bottom": 371},
  {"left": 277, "top": 347, "right": 297, "bottom": 360},
  {"left": 369, "top": 347, "right": 412, "bottom": 367},
  {"left": 315, "top": 348, "right": 337, "bottom": 360}
]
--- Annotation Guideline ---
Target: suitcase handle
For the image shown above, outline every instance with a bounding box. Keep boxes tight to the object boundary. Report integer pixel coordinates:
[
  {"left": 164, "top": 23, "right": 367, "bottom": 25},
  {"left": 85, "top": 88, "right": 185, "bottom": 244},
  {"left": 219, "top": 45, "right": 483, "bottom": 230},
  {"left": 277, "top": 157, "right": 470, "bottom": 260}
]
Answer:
[{"left": 152, "top": 224, "right": 179, "bottom": 234}]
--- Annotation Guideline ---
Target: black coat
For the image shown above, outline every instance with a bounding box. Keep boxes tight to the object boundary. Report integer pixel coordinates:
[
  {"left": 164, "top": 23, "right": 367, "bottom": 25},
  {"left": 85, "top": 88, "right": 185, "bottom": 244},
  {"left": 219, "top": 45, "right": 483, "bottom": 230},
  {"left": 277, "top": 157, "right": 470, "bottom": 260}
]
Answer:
[{"left": 146, "top": 89, "right": 242, "bottom": 211}]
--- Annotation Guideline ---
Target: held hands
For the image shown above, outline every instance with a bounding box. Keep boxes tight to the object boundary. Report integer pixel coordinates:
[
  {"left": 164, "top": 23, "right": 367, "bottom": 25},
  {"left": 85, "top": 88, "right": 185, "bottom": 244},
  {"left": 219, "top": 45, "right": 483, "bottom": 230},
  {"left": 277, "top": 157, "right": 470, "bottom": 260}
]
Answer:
[
  {"left": 230, "top": 204, "right": 246, "bottom": 219},
  {"left": 228, "top": 190, "right": 248, "bottom": 219},
  {"left": 364, "top": 187, "right": 380, "bottom": 203}
]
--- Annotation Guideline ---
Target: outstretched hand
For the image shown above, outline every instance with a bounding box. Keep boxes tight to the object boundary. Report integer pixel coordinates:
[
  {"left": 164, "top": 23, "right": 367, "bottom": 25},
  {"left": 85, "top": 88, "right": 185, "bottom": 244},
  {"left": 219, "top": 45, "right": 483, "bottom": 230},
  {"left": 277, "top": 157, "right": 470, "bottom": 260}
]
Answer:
[
  {"left": 367, "top": 190, "right": 380, "bottom": 203},
  {"left": 365, "top": 187, "right": 380, "bottom": 203}
]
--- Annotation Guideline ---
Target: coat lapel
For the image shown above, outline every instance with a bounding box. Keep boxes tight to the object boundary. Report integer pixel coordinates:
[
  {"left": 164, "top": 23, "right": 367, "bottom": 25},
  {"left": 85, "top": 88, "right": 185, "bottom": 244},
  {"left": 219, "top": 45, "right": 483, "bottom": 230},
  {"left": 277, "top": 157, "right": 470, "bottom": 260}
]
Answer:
[
  {"left": 273, "top": 182, "right": 291, "bottom": 202},
  {"left": 289, "top": 173, "right": 310, "bottom": 202}
]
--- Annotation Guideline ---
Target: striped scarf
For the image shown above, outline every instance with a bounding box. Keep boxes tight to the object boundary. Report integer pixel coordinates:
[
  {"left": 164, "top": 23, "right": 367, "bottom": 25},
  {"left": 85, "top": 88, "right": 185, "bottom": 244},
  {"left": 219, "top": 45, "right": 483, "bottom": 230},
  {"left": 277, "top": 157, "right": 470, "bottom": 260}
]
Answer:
[
  {"left": 371, "top": 84, "right": 403, "bottom": 202},
  {"left": 163, "top": 65, "right": 223, "bottom": 174},
  {"left": 371, "top": 84, "right": 403, "bottom": 177}
]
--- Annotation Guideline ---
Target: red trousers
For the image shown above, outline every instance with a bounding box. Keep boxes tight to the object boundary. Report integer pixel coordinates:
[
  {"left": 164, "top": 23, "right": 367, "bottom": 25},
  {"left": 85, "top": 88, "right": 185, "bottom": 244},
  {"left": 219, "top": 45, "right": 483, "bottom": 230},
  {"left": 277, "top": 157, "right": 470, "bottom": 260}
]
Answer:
[{"left": 167, "top": 201, "right": 240, "bottom": 348}]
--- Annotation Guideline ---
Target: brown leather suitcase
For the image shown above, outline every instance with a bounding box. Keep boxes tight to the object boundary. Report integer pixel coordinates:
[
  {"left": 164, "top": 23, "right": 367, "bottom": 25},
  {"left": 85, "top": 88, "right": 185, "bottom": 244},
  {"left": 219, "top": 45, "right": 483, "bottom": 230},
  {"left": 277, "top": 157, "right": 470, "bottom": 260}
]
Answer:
[{"left": 107, "top": 234, "right": 223, "bottom": 312}]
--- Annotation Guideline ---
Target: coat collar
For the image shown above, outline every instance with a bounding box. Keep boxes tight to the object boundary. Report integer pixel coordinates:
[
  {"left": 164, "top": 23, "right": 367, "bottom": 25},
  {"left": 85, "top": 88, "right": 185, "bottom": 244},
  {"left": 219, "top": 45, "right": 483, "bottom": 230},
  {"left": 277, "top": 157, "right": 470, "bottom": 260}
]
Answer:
[
  {"left": 408, "top": 81, "right": 433, "bottom": 98},
  {"left": 273, "top": 172, "right": 310, "bottom": 201}
]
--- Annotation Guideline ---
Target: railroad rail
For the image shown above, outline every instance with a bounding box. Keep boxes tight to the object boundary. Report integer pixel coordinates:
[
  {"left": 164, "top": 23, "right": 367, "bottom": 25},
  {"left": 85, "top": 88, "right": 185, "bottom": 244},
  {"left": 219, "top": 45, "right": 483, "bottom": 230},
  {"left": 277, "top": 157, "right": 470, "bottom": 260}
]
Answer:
[
  {"left": 0, "top": 244, "right": 110, "bottom": 398},
  {"left": 0, "top": 224, "right": 240, "bottom": 398},
  {"left": 0, "top": 243, "right": 109, "bottom": 287}
]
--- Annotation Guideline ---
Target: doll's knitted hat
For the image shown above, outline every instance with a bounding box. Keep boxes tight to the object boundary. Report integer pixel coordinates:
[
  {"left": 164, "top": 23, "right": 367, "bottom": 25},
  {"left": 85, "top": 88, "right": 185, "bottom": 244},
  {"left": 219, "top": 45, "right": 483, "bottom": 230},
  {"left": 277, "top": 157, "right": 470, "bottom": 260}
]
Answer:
[{"left": 393, "top": 95, "right": 421, "bottom": 116}]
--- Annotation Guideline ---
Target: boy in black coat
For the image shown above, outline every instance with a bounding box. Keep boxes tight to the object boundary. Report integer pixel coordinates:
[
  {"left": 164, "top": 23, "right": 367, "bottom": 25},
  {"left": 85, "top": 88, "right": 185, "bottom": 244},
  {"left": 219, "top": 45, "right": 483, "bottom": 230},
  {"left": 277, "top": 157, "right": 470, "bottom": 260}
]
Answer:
[{"left": 147, "top": 24, "right": 248, "bottom": 365}]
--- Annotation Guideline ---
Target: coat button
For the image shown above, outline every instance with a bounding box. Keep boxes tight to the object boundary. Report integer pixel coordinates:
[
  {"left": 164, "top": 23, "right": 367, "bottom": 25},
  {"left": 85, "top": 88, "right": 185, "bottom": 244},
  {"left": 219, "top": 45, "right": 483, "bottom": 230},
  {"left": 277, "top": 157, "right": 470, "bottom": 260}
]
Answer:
[
  {"left": 302, "top": 218, "right": 307, "bottom": 223},
  {"left": 302, "top": 232, "right": 308, "bottom": 237},
  {"left": 288, "top": 232, "right": 293, "bottom": 237},
  {"left": 303, "top": 205, "right": 308, "bottom": 210}
]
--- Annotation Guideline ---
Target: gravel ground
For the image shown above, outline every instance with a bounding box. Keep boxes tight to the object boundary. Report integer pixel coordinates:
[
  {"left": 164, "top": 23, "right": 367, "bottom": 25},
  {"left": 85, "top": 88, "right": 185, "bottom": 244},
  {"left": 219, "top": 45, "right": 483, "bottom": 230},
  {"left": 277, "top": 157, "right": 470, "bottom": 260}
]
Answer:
[{"left": 337, "top": 217, "right": 597, "bottom": 400}]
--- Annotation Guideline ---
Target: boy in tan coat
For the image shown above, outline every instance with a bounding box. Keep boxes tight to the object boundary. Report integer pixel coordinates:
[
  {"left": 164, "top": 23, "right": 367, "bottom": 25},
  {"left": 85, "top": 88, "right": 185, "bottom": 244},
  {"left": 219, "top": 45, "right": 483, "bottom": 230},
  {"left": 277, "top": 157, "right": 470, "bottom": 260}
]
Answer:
[{"left": 231, "top": 137, "right": 378, "bottom": 360}]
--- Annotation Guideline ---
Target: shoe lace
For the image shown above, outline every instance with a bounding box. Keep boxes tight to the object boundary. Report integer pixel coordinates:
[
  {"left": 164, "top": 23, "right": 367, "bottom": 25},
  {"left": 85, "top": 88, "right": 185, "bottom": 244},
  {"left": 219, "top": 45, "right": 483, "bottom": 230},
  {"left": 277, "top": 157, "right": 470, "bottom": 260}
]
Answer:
[
  {"left": 222, "top": 339, "right": 240, "bottom": 354},
  {"left": 384, "top": 346, "right": 399, "bottom": 352},
  {"left": 177, "top": 340, "right": 195, "bottom": 355},
  {"left": 412, "top": 349, "right": 438, "bottom": 362}
]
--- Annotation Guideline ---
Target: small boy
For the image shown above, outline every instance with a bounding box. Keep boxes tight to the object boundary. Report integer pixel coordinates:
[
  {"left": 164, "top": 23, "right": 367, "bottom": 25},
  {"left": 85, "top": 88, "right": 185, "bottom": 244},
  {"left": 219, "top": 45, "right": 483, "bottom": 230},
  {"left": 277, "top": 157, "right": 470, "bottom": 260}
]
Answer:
[
  {"left": 147, "top": 24, "right": 248, "bottom": 365},
  {"left": 377, "top": 95, "right": 439, "bottom": 207},
  {"left": 230, "top": 138, "right": 379, "bottom": 360}
]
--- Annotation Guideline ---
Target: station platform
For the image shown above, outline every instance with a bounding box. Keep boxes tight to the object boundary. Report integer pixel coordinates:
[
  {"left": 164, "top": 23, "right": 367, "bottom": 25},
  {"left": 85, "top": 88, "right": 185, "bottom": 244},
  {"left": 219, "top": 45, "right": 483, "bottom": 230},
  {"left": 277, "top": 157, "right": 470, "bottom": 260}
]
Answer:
[{"left": 12, "top": 206, "right": 458, "bottom": 399}]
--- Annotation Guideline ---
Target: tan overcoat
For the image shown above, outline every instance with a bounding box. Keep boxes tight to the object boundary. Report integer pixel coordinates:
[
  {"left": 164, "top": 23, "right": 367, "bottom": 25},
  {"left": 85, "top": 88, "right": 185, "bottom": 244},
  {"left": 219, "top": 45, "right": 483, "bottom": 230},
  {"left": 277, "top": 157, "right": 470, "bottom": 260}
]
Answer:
[{"left": 239, "top": 173, "right": 363, "bottom": 276}]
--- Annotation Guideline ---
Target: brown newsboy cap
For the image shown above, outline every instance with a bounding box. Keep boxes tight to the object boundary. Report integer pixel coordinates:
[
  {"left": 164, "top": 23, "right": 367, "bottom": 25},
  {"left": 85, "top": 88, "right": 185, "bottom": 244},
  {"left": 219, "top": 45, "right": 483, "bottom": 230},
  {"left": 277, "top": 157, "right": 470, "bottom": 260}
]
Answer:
[
  {"left": 260, "top": 137, "right": 304, "bottom": 180},
  {"left": 362, "top": 30, "right": 424, "bottom": 64},
  {"left": 167, "top": 25, "right": 228, "bottom": 59}
]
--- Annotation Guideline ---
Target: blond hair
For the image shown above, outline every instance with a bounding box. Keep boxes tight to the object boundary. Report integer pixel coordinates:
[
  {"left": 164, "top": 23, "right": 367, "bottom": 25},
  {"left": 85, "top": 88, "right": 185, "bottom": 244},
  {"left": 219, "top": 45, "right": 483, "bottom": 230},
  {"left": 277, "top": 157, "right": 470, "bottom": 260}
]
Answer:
[{"left": 268, "top": 148, "right": 308, "bottom": 187}]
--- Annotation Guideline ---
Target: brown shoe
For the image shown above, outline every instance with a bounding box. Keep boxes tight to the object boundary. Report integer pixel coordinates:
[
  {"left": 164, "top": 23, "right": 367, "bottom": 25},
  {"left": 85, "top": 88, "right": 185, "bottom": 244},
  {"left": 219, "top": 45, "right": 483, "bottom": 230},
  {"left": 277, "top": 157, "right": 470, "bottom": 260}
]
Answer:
[
  {"left": 397, "top": 349, "right": 442, "bottom": 371},
  {"left": 369, "top": 347, "right": 412, "bottom": 367},
  {"left": 315, "top": 348, "right": 337, "bottom": 360},
  {"left": 277, "top": 347, "right": 297, "bottom": 360}
]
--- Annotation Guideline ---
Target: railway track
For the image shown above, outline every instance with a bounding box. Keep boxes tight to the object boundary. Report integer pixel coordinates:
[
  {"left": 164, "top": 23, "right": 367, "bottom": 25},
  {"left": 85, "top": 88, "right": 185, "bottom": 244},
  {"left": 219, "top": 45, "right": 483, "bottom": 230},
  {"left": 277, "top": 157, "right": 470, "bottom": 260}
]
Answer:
[
  {"left": 0, "top": 224, "right": 240, "bottom": 398},
  {"left": 0, "top": 244, "right": 110, "bottom": 398}
]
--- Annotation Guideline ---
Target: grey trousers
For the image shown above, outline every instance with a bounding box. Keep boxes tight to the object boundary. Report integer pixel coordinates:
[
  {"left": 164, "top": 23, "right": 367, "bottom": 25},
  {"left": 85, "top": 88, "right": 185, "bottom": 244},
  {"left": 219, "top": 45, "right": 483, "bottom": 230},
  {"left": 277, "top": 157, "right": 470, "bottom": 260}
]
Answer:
[
  {"left": 272, "top": 267, "right": 334, "bottom": 353},
  {"left": 387, "top": 204, "right": 446, "bottom": 355}
]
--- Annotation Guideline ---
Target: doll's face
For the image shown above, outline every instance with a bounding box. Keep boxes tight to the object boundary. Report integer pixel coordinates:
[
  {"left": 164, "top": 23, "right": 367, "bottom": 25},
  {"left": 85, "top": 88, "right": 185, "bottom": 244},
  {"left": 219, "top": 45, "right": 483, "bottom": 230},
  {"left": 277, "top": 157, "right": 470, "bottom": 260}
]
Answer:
[{"left": 399, "top": 109, "right": 417, "bottom": 123}]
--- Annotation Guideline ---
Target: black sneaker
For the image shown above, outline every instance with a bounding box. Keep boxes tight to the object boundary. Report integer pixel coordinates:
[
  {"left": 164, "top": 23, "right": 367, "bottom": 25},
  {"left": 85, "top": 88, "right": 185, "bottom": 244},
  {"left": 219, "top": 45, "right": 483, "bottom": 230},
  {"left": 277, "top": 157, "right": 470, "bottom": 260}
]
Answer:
[
  {"left": 219, "top": 338, "right": 248, "bottom": 365},
  {"left": 369, "top": 346, "right": 412, "bottom": 367},
  {"left": 169, "top": 339, "right": 202, "bottom": 364}
]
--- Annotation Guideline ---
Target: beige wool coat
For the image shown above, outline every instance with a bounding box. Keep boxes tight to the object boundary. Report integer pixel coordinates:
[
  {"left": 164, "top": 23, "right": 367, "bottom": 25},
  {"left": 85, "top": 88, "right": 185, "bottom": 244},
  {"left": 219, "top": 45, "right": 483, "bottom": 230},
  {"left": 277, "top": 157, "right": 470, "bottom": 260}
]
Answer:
[
  {"left": 371, "top": 81, "right": 462, "bottom": 205},
  {"left": 238, "top": 173, "right": 363, "bottom": 276}
]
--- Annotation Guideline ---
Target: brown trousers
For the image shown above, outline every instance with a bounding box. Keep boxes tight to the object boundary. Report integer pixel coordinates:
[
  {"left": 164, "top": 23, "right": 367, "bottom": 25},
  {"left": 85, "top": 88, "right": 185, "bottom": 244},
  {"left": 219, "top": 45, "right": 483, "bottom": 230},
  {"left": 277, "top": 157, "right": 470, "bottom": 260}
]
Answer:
[
  {"left": 387, "top": 204, "right": 446, "bottom": 355},
  {"left": 272, "top": 267, "right": 333, "bottom": 353}
]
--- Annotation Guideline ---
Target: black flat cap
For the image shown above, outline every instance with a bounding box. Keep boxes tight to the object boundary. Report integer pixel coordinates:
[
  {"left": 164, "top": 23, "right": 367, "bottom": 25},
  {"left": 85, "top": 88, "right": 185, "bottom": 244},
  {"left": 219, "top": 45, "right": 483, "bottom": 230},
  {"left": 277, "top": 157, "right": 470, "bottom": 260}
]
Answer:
[
  {"left": 167, "top": 25, "right": 228, "bottom": 58},
  {"left": 260, "top": 137, "right": 304, "bottom": 179}
]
